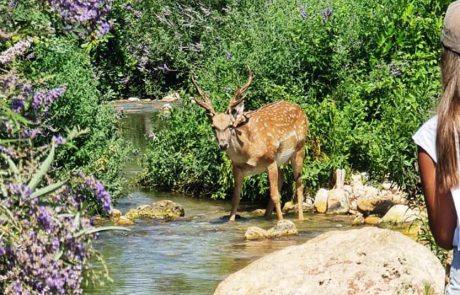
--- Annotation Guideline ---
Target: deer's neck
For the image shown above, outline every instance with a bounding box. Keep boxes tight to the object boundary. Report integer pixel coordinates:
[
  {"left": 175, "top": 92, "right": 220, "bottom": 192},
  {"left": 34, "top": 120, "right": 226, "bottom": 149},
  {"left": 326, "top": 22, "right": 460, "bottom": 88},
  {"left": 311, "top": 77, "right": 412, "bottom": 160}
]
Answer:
[{"left": 226, "top": 125, "right": 249, "bottom": 163}]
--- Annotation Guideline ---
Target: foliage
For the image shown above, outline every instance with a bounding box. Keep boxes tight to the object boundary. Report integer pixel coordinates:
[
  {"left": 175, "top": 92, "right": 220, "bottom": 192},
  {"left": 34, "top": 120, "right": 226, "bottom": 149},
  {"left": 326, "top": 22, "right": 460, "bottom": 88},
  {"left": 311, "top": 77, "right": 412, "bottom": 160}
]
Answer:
[
  {"left": 1, "top": 0, "right": 129, "bottom": 204},
  {"left": 0, "top": 68, "right": 128, "bottom": 293},
  {"left": 0, "top": 0, "right": 130, "bottom": 292},
  {"left": 133, "top": 0, "right": 450, "bottom": 200}
]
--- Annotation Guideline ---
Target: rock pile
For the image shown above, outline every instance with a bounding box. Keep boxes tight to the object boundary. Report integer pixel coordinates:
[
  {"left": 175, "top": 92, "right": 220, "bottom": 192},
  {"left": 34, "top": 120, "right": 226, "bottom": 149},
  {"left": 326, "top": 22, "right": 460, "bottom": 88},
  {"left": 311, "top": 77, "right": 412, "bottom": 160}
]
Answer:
[{"left": 313, "top": 171, "right": 419, "bottom": 224}]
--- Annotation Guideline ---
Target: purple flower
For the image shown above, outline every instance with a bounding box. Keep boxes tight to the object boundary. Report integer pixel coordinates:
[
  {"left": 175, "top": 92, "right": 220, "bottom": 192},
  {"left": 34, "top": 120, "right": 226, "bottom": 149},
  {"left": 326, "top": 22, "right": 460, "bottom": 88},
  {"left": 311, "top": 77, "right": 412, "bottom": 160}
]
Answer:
[
  {"left": 0, "top": 145, "right": 16, "bottom": 158},
  {"left": 52, "top": 135, "right": 66, "bottom": 145},
  {"left": 47, "top": 0, "right": 113, "bottom": 39},
  {"left": 0, "top": 245, "right": 6, "bottom": 256},
  {"left": 13, "top": 280, "right": 22, "bottom": 293},
  {"left": 52, "top": 239, "right": 60, "bottom": 251},
  {"left": 37, "top": 207, "right": 54, "bottom": 232},
  {"left": 0, "top": 38, "right": 33, "bottom": 64},
  {"left": 321, "top": 7, "right": 333, "bottom": 21},
  {"left": 84, "top": 176, "right": 112, "bottom": 212},
  {"left": 11, "top": 97, "right": 25, "bottom": 112},
  {"left": 22, "top": 128, "right": 42, "bottom": 139},
  {"left": 299, "top": 5, "right": 308, "bottom": 19},
  {"left": 9, "top": 184, "right": 32, "bottom": 198},
  {"left": 32, "top": 86, "right": 66, "bottom": 110}
]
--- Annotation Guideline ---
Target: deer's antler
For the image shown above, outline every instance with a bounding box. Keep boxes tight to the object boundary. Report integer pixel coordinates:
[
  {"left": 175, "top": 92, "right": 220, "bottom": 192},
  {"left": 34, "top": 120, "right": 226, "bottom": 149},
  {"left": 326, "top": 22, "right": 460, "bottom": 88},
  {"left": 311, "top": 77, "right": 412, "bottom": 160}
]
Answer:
[
  {"left": 191, "top": 76, "right": 215, "bottom": 115},
  {"left": 228, "top": 67, "right": 253, "bottom": 110}
]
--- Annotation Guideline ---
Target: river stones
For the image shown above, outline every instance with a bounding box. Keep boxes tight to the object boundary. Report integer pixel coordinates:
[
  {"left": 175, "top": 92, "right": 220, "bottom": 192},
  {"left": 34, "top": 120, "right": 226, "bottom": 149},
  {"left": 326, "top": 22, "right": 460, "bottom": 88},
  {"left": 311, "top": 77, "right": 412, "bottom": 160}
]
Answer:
[
  {"left": 245, "top": 220, "right": 298, "bottom": 240},
  {"left": 125, "top": 200, "right": 185, "bottom": 221},
  {"left": 314, "top": 188, "right": 328, "bottom": 213},
  {"left": 381, "top": 205, "right": 417, "bottom": 224},
  {"left": 326, "top": 188, "right": 349, "bottom": 214},
  {"left": 114, "top": 216, "right": 135, "bottom": 226},
  {"left": 215, "top": 227, "right": 444, "bottom": 295}
]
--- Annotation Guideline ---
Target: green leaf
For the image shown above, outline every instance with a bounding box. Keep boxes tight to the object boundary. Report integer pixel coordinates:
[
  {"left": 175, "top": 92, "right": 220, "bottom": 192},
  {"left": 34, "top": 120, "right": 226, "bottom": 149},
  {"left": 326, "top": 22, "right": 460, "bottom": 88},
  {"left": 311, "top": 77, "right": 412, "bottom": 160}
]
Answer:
[
  {"left": 28, "top": 143, "right": 56, "bottom": 190},
  {"left": 75, "top": 226, "right": 130, "bottom": 238},
  {"left": 31, "top": 179, "right": 68, "bottom": 198}
]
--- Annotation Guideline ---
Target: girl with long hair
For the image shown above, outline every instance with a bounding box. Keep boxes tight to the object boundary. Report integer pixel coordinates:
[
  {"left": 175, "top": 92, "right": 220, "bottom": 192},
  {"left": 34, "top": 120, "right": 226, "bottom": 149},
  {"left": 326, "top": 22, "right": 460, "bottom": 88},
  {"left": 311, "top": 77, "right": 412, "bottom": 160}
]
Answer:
[{"left": 413, "top": 1, "right": 460, "bottom": 293}]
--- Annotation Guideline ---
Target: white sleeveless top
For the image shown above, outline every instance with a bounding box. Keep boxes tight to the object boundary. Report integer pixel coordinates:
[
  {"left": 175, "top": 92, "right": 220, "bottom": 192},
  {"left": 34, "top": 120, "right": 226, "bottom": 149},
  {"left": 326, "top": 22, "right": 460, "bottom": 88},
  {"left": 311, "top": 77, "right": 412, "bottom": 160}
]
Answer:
[{"left": 412, "top": 115, "right": 460, "bottom": 247}]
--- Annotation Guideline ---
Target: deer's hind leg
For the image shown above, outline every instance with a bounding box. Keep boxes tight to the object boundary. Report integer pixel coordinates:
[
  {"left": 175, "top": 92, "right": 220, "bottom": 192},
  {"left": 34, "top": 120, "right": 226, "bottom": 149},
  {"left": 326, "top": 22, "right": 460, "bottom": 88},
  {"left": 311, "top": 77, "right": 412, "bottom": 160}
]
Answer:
[
  {"left": 264, "top": 169, "right": 283, "bottom": 219},
  {"left": 291, "top": 147, "right": 305, "bottom": 221}
]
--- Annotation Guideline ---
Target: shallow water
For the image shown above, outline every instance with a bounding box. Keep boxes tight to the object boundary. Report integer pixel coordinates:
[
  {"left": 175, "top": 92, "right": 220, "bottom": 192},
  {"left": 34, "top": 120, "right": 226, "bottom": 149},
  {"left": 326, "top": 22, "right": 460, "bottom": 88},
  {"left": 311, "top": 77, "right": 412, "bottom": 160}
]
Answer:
[{"left": 83, "top": 113, "right": 358, "bottom": 294}]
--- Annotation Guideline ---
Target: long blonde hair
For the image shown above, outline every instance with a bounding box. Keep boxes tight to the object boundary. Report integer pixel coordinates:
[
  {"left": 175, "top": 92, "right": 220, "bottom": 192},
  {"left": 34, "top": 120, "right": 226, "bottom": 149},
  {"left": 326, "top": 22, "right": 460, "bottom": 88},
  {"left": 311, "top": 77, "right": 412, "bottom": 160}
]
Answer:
[{"left": 436, "top": 47, "right": 460, "bottom": 192}]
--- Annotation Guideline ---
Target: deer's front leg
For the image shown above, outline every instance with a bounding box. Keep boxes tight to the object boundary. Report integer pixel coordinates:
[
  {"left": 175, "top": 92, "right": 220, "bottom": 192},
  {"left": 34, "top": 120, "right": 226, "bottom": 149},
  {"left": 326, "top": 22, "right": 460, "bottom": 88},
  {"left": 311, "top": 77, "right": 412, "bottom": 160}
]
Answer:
[
  {"left": 229, "top": 167, "right": 244, "bottom": 222},
  {"left": 267, "top": 162, "right": 283, "bottom": 220}
]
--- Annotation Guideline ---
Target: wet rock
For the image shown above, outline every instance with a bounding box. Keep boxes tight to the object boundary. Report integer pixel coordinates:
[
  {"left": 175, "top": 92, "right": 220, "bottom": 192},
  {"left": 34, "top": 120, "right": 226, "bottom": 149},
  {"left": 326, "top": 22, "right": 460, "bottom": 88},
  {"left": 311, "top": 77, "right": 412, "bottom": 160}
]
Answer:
[
  {"left": 382, "top": 205, "right": 418, "bottom": 224},
  {"left": 282, "top": 201, "right": 296, "bottom": 213},
  {"left": 314, "top": 188, "right": 328, "bottom": 213},
  {"left": 356, "top": 196, "right": 393, "bottom": 215},
  {"left": 364, "top": 215, "right": 382, "bottom": 225},
  {"left": 352, "top": 215, "right": 364, "bottom": 226},
  {"left": 161, "top": 92, "right": 180, "bottom": 102},
  {"left": 326, "top": 189, "right": 349, "bottom": 214},
  {"left": 127, "top": 97, "right": 140, "bottom": 101},
  {"left": 125, "top": 200, "right": 185, "bottom": 221},
  {"left": 250, "top": 209, "right": 266, "bottom": 217},
  {"left": 267, "top": 220, "right": 298, "bottom": 238},
  {"left": 245, "top": 227, "right": 269, "bottom": 240},
  {"left": 244, "top": 220, "right": 298, "bottom": 240},
  {"left": 215, "top": 227, "right": 444, "bottom": 295},
  {"left": 282, "top": 201, "right": 313, "bottom": 214},
  {"left": 111, "top": 208, "right": 122, "bottom": 219},
  {"left": 114, "top": 216, "right": 135, "bottom": 226},
  {"left": 92, "top": 215, "right": 107, "bottom": 226}
]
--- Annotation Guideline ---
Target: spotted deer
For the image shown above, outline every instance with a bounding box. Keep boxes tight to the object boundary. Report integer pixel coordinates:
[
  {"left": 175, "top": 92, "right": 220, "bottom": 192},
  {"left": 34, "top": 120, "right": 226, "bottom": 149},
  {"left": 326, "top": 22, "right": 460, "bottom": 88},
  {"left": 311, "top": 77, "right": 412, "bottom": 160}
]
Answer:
[{"left": 192, "top": 69, "right": 308, "bottom": 221}]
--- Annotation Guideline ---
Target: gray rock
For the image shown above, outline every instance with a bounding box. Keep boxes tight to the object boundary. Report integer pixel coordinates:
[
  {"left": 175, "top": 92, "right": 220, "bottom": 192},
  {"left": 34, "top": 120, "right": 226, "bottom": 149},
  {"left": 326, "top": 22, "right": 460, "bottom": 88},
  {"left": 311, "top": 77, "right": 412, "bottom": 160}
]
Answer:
[
  {"left": 215, "top": 227, "right": 444, "bottom": 295},
  {"left": 245, "top": 226, "right": 269, "bottom": 240},
  {"left": 267, "top": 220, "right": 298, "bottom": 238},
  {"left": 326, "top": 188, "right": 349, "bottom": 214},
  {"left": 244, "top": 220, "right": 298, "bottom": 240}
]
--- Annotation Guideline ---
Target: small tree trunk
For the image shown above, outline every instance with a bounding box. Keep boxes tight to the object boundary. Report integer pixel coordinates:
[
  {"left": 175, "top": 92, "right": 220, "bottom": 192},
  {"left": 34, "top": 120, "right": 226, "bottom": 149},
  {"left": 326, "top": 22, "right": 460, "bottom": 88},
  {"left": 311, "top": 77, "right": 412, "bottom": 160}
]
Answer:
[{"left": 334, "top": 168, "right": 345, "bottom": 189}]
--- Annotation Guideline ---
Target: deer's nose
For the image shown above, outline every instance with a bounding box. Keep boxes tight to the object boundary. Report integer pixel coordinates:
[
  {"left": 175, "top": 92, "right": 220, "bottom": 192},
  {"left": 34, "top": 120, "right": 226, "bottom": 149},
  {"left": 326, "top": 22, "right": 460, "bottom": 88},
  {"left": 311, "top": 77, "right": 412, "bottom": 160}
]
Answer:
[{"left": 219, "top": 143, "right": 229, "bottom": 150}]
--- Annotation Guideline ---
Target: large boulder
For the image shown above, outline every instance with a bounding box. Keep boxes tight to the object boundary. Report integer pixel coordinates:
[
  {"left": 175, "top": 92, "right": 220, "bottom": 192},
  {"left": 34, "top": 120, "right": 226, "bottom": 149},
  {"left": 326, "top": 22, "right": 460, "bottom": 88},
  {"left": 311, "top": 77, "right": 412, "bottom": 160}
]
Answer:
[
  {"left": 215, "top": 227, "right": 444, "bottom": 295},
  {"left": 125, "top": 200, "right": 185, "bottom": 221}
]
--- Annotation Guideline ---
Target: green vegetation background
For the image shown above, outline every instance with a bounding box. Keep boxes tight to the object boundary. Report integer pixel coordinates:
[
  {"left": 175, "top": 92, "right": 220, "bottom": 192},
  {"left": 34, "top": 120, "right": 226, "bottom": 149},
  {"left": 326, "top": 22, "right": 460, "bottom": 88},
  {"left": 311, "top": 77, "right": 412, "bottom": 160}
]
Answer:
[{"left": 97, "top": 0, "right": 449, "bottom": 201}]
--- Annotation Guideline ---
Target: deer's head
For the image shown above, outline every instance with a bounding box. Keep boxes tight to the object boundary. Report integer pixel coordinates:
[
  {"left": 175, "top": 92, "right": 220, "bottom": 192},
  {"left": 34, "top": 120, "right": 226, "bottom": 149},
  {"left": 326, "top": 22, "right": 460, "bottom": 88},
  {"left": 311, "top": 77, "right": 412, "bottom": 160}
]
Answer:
[{"left": 192, "top": 68, "right": 253, "bottom": 150}]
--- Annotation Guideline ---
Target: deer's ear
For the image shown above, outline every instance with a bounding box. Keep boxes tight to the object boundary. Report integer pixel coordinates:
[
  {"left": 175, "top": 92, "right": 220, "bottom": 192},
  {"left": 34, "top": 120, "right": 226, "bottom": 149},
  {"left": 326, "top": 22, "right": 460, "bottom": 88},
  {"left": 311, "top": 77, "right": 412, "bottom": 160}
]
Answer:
[{"left": 229, "top": 102, "right": 244, "bottom": 119}]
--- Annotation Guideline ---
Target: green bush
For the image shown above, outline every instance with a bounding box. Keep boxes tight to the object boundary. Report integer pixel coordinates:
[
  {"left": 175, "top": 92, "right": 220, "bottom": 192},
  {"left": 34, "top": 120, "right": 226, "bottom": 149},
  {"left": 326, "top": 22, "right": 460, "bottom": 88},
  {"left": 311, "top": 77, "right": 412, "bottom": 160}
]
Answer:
[
  {"left": 19, "top": 37, "right": 129, "bottom": 202},
  {"left": 114, "top": 0, "right": 450, "bottom": 201},
  {"left": 1, "top": 0, "right": 129, "bottom": 206}
]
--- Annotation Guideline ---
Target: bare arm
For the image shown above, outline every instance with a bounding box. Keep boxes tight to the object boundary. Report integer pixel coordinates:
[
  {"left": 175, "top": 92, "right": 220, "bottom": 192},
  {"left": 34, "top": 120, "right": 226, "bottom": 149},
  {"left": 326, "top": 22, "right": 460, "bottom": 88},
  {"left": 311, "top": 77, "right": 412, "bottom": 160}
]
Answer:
[{"left": 417, "top": 146, "right": 457, "bottom": 250}]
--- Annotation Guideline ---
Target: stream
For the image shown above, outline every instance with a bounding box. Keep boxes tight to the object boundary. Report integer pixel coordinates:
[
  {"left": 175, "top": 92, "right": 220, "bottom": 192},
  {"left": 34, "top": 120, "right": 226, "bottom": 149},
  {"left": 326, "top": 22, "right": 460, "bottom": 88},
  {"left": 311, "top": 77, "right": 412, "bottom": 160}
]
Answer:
[{"left": 84, "top": 113, "right": 358, "bottom": 295}]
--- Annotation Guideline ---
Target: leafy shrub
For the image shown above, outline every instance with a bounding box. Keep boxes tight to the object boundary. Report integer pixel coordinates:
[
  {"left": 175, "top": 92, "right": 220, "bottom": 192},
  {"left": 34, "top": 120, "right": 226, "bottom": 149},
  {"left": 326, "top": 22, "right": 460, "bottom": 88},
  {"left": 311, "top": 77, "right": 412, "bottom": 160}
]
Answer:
[
  {"left": 134, "top": 0, "right": 450, "bottom": 201},
  {"left": 1, "top": 0, "right": 129, "bottom": 204},
  {"left": 0, "top": 1, "right": 129, "bottom": 292},
  {"left": 0, "top": 67, "right": 126, "bottom": 293}
]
